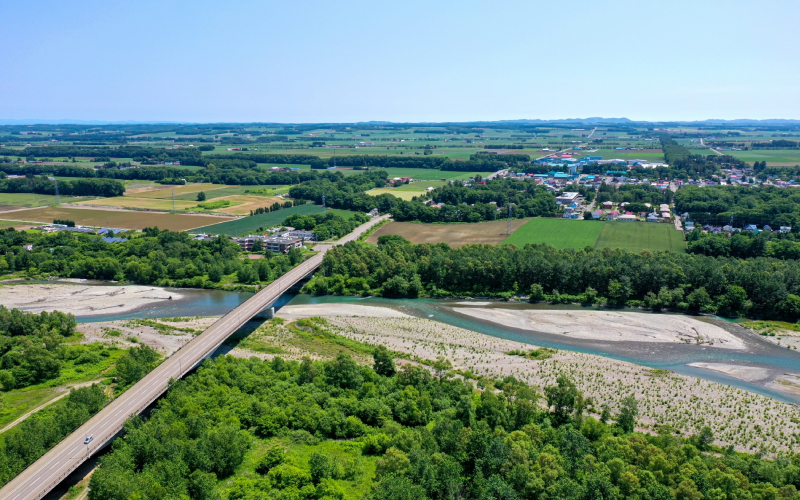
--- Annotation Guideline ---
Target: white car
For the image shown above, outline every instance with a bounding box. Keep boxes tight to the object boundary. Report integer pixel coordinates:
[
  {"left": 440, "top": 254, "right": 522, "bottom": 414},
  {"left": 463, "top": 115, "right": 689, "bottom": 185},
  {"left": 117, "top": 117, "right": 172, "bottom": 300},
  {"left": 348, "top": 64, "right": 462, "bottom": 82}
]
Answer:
[{"left": 84, "top": 436, "right": 93, "bottom": 445}]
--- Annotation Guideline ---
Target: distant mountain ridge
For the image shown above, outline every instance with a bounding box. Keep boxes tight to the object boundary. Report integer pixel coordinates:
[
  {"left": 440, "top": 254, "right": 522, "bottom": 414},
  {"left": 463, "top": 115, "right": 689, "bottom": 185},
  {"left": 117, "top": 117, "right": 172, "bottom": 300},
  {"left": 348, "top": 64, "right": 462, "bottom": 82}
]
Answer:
[{"left": 0, "top": 118, "right": 799, "bottom": 126}]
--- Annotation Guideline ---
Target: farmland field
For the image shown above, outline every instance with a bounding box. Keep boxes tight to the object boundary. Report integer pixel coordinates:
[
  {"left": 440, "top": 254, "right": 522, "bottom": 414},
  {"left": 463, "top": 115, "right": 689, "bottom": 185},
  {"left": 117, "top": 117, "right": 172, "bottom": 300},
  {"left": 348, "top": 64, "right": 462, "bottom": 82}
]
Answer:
[
  {"left": 76, "top": 197, "right": 198, "bottom": 211},
  {"left": 0, "top": 219, "right": 39, "bottom": 229},
  {"left": 375, "top": 168, "right": 484, "bottom": 181},
  {"left": 0, "top": 207, "right": 228, "bottom": 231},
  {"left": 194, "top": 204, "right": 325, "bottom": 235},
  {"left": 130, "top": 183, "right": 229, "bottom": 199},
  {"left": 0, "top": 193, "right": 86, "bottom": 208},
  {"left": 211, "top": 195, "right": 283, "bottom": 216},
  {"left": 595, "top": 222, "right": 686, "bottom": 253},
  {"left": 365, "top": 188, "right": 425, "bottom": 201},
  {"left": 172, "top": 185, "right": 289, "bottom": 200},
  {"left": 726, "top": 149, "right": 800, "bottom": 166},
  {"left": 366, "top": 219, "right": 530, "bottom": 247},
  {"left": 502, "top": 218, "right": 605, "bottom": 249}
]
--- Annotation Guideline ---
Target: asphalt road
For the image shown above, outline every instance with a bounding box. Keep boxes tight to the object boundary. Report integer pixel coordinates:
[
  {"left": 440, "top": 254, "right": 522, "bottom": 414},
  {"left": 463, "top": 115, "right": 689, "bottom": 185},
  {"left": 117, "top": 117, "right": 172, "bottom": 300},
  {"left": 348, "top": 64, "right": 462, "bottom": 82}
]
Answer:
[{"left": 0, "top": 214, "right": 389, "bottom": 500}]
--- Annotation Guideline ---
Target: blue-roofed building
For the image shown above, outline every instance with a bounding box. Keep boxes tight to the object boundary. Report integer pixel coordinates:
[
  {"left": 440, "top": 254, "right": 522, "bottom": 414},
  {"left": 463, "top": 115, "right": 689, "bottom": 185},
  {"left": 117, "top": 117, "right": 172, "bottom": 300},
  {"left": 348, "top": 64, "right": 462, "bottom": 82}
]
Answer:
[
  {"left": 585, "top": 155, "right": 602, "bottom": 161},
  {"left": 102, "top": 237, "right": 129, "bottom": 243}
]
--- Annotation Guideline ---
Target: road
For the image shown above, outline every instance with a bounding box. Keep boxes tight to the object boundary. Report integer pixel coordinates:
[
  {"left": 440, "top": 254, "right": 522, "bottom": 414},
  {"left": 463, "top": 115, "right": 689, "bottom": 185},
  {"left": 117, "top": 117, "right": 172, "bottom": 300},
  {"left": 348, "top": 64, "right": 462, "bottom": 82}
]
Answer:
[{"left": 0, "top": 214, "right": 390, "bottom": 500}]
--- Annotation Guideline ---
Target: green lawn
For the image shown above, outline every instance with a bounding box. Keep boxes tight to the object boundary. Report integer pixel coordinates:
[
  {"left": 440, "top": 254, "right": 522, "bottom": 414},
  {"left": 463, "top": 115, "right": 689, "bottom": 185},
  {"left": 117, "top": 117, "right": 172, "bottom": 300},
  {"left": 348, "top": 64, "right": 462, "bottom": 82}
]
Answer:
[
  {"left": 595, "top": 222, "right": 686, "bottom": 253},
  {"left": 502, "top": 218, "right": 605, "bottom": 249},
  {"left": 192, "top": 204, "right": 324, "bottom": 235}
]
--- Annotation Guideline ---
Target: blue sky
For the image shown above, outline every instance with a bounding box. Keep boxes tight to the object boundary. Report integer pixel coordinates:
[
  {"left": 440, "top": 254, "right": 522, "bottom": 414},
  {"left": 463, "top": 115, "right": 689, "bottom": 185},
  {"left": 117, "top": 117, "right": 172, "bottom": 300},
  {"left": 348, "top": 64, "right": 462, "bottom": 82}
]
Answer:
[{"left": 1, "top": 0, "right": 798, "bottom": 122}]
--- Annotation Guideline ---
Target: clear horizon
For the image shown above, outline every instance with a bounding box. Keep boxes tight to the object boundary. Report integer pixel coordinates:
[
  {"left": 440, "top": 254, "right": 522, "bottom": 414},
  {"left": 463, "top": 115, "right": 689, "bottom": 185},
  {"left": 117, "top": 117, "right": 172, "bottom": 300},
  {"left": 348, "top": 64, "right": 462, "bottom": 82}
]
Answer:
[{"left": 2, "top": 0, "right": 798, "bottom": 123}]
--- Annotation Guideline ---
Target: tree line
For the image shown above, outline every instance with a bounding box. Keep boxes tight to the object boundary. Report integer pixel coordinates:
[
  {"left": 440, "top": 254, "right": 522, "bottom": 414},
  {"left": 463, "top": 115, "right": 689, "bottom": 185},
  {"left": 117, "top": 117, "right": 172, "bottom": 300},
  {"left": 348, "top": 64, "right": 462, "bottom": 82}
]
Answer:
[
  {"left": 0, "top": 227, "right": 303, "bottom": 289},
  {"left": 676, "top": 185, "right": 800, "bottom": 229},
  {"left": 0, "top": 175, "right": 125, "bottom": 197},
  {"left": 304, "top": 236, "right": 800, "bottom": 321},
  {"left": 86, "top": 347, "right": 800, "bottom": 500}
]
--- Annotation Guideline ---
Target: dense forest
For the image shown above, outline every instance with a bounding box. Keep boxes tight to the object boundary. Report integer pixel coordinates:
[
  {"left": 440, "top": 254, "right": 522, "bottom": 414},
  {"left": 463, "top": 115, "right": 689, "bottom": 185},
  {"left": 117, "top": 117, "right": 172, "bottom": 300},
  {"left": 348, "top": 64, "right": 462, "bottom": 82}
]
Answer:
[
  {"left": 87, "top": 351, "right": 800, "bottom": 500},
  {"left": 0, "top": 175, "right": 125, "bottom": 197},
  {"left": 304, "top": 236, "right": 800, "bottom": 321},
  {"left": 675, "top": 185, "right": 800, "bottom": 228},
  {"left": 0, "top": 227, "right": 302, "bottom": 288}
]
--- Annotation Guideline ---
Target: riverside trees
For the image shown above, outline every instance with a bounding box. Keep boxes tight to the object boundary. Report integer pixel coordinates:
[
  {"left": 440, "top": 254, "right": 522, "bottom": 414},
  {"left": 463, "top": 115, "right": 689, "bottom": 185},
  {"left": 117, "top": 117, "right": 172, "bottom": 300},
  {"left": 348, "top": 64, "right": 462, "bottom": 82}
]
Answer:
[
  {"left": 304, "top": 236, "right": 800, "bottom": 321},
  {"left": 87, "top": 353, "right": 800, "bottom": 500}
]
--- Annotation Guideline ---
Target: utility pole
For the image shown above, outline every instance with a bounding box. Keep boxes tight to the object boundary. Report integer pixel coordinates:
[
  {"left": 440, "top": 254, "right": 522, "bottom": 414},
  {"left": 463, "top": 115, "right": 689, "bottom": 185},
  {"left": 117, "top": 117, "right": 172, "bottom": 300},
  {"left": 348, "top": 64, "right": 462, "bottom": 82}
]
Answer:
[
  {"left": 172, "top": 189, "right": 176, "bottom": 213},
  {"left": 54, "top": 178, "right": 60, "bottom": 205},
  {"left": 507, "top": 203, "right": 513, "bottom": 235},
  {"left": 333, "top": 149, "right": 337, "bottom": 169},
  {"left": 322, "top": 192, "right": 326, "bottom": 213}
]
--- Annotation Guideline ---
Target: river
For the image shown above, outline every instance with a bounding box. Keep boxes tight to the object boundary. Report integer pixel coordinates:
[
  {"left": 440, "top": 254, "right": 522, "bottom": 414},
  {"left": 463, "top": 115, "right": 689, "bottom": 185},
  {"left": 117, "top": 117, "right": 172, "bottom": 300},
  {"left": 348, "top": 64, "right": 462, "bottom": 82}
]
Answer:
[{"left": 74, "top": 287, "right": 800, "bottom": 405}]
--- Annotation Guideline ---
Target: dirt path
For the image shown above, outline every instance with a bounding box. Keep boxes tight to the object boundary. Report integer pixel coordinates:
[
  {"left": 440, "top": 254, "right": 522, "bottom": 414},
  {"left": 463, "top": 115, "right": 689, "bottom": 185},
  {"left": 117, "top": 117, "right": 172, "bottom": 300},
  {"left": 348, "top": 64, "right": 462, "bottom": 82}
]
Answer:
[{"left": 0, "top": 380, "right": 102, "bottom": 434}]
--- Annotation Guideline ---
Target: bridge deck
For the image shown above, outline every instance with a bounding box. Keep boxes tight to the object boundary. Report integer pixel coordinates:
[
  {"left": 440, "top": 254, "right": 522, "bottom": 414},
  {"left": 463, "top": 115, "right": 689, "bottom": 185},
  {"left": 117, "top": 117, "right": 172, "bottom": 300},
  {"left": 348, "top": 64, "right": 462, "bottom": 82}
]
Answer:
[{"left": 0, "top": 215, "right": 388, "bottom": 500}]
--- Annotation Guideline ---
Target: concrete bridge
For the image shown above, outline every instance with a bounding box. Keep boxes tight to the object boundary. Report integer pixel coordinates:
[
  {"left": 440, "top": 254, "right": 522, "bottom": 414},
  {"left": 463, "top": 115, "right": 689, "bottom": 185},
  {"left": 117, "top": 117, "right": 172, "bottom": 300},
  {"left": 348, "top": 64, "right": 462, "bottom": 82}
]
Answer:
[{"left": 0, "top": 215, "right": 389, "bottom": 500}]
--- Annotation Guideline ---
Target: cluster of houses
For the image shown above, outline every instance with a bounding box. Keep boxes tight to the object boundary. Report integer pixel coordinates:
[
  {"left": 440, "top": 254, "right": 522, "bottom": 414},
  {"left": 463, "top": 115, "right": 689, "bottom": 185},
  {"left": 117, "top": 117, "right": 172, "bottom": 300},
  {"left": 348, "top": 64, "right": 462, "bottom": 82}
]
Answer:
[
  {"left": 587, "top": 202, "right": 672, "bottom": 223},
  {"left": 684, "top": 220, "right": 791, "bottom": 234}
]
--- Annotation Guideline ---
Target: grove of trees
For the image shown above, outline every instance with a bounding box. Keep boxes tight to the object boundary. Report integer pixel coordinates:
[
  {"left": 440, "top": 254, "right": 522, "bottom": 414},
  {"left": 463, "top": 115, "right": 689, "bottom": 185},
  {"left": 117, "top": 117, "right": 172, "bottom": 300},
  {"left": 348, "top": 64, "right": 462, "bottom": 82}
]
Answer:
[
  {"left": 86, "top": 352, "right": 800, "bottom": 500},
  {"left": 304, "top": 236, "right": 800, "bottom": 321}
]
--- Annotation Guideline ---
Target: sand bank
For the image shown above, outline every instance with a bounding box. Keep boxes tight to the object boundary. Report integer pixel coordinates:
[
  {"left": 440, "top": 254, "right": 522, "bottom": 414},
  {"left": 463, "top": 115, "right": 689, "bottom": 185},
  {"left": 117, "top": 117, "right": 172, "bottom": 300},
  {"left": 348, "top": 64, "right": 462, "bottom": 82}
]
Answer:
[
  {"left": 687, "top": 362, "right": 771, "bottom": 382},
  {"left": 453, "top": 308, "right": 745, "bottom": 350},
  {"left": 0, "top": 284, "right": 183, "bottom": 317},
  {"left": 276, "top": 303, "right": 409, "bottom": 320},
  {"left": 314, "top": 315, "right": 799, "bottom": 453},
  {"left": 769, "top": 374, "right": 800, "bottom": 397}
]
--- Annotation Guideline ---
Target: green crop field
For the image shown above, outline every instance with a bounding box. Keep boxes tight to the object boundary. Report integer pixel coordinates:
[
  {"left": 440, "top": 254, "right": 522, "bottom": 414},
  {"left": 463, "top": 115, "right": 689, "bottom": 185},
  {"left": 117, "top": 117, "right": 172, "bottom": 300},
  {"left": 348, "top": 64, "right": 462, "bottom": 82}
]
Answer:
[
  {"left": 726, "top": 150, "right": 800, "bottom": 165},
  {"left": 193, "top": 203, "right": 324, "bottom": 235},
  {"left": 375, "top": 167, "right": 483, "bottom": 181},
  {"left": 503, "top": 218, "right": 686, "bottom": 253},
  {"left": 0, "top": 193, "right": 85, "bottom": 208},
  {"left": 502, "top": 218, "right": 605, "bottom": 249},
  {"left": 595, "top": 222, "right": 686, "bottom": 253}
]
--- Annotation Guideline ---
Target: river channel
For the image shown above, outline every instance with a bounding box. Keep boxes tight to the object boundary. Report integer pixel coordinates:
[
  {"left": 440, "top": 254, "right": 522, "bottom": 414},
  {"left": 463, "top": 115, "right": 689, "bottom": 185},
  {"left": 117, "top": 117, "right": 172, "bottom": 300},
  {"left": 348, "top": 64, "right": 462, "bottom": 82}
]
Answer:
[{"left": 74, "top": 286, "right": 800, "bottom": 405}]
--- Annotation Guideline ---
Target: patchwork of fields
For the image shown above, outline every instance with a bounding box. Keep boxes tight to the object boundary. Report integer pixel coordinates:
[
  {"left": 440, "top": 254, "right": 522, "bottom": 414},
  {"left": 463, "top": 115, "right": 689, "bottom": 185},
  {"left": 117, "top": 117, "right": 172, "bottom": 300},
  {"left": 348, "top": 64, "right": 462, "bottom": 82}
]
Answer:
[
  {"left": 726, "top": 149, "right": 800, "bottom": 166},
  {"left": 0, "top": 193, "right": 88, "bottom": 208},
  {"left": 193, "top": 203, "right": 325, "bottom": 236},
  {"left": 0, "top": 207, "right": 229, "bottom": 231}
]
